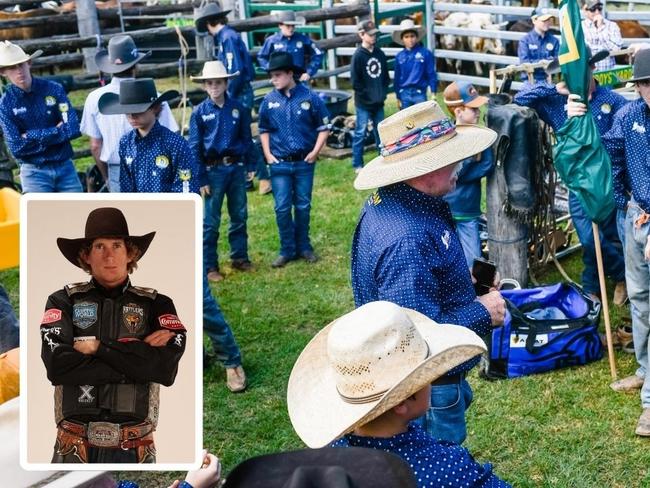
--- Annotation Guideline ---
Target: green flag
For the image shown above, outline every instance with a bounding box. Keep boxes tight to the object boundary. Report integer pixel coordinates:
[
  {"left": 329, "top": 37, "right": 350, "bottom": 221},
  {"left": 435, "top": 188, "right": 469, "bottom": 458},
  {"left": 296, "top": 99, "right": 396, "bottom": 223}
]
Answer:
[{"left": 553, "top": 0, "right": 614, "bottom": 223}]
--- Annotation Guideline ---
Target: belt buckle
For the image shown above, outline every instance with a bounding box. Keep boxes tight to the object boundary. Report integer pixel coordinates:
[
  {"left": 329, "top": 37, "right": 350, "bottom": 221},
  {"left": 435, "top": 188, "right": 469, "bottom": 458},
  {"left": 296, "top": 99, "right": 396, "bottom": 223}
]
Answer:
[
  {"left": 87, "top": 421, "right": 121, "bottom": 448},
  {"left": 223, "top": 157, "right": 233, "bottom": 166}
]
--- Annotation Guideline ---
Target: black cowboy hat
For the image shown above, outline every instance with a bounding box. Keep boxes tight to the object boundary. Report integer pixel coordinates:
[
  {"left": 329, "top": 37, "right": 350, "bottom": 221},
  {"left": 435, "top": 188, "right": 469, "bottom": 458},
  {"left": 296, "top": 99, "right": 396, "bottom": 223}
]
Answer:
[
  {"left": 629, "top": 48, "right": 650, "bottom": 82},
  {"left": 57, "top": 207, "right": 156, "bottom": 268},
  {"left": 222, "top": 447, "right": 417, "bottom": 488},
  {"left": 545, "top": 49, "right": 609, "bottom": 75},
  {"left": 266, "top": 51, "right": 305, "bottom": 74},
  {"left": 194, "top": 2, "right": 231, "bottom": 34},
  {"left": 97, "top": 78, "right": 179, "bottom": 115},
  {"left": 95, "top": 35, "right": 151, "bottom": 74}
]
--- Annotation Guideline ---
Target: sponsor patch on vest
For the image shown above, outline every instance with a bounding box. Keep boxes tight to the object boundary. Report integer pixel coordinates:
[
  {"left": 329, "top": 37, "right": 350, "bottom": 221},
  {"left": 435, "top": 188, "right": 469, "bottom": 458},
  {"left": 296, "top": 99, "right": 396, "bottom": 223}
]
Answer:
[
  {"left": 158, "top": 313, "right": 185, "bottom": 330},
  {"left": 73, "top": 302, "right": 98, "bottom": 329},
  {"left": 122, "top": 303, "right": 144, "bottom": 334},
  {"left": 42, "top": 308, "right": 62, "bottom": 325}
]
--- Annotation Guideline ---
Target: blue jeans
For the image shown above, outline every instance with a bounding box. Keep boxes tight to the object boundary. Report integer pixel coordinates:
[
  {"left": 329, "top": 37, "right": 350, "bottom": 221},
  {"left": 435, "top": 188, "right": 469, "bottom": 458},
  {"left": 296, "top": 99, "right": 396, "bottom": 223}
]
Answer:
[
  {"left": 0, "top": 285, "right": 18, "bottom": 355},
  {"left": 617, "top": 208, "right": 627, "bottom": 249},
  {"left": 398, "top": 87, "right": 427, "bottom": 108},
  {"left": 203, "top": 164, "right": 249, "bottom": 271},
  {"left": 624, "top": 203, "right": 650, "bottom": 407},
  {"left": 455, "top": 219, "right": 481, "bottom": 268},
  {"left": 416, "top": 378, "right": 473, "bottom": 444},
  {"left": 269, "top": 160, "right": 315, "bottom": 258},
  {"left": 20, "top": 160, "right": 82, "bottom": 193},
  {"left": 234, "top": 85, "right": 270, "bottom": 181},
  {"left": 107, "top": 162, "right": 120, "bottom": 192},
  {"left": 203, "top": 272, "right": 242, "bottom": 368},
  {"left": 352, "top": 105, "right": 384, "bottom": 169},
  {"left": 569, "top": 192, "right": 625, "bottom": 295}
]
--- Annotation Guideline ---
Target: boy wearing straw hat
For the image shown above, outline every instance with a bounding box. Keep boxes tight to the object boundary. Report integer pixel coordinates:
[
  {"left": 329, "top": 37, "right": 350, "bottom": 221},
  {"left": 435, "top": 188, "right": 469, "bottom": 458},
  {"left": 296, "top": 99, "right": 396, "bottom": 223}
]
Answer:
[
  {"left": 351, "top": 101, "right": 505, "bottom": 445},
  {"left": 287, "top": 300, "right": 510, "bottom": 487},
  {"left": 189, "top": 60, "right": 254, "bottom": 283},
  {"left": 258, "top": 10, "right": 323, "bottom": 83},
  {"left": 0, "top": 41, "right": 82, "bottom": 193},
  {"left": 392, "top": 19, "right": 437, "bottom": 109}
]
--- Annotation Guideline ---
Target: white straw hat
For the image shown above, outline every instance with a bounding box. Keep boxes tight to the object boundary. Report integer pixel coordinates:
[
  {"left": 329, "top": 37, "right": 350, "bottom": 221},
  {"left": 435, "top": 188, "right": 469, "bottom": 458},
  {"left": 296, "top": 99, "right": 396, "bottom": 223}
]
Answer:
[
  {"left": 392, "top": 19, "right": 426, "bottom": 45},
  {"left": 287, "top": 301, "right": 486, "bottom": 448},
  {"left": 0, "top": 41, "right": 41, "bottom": 68},
  {"left": 190, "top": 60, "right": 239, "bottom": 81},
  {"left": 353, "top": 101, "right": 496, "bottom": 190}
]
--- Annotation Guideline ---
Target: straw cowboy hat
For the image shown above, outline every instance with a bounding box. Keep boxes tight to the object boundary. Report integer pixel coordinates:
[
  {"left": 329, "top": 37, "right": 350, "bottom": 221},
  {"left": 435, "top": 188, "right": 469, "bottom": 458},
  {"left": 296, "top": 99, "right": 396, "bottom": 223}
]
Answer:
[
  {"left": 194, "top": 2, "right": 231, "bottom": 34},
  {"left": 353, "top": 100, "right": 497, "bottom": 190},
  {"left": 287, "top": 301, "right": 487, "bottom": 448},
  {"left": 223, "top": 447, "right": 417, "bottom": 488},
  {"left": 272, "top": 10, "right": 306, "bottom": 26},
  {"left": 57, "top": 207, "right": 156, "bottom": 268},
  {"left": 97, "top": 78, "right": 179, "bottom": 115},
  {"left": 190, "top": 60, "right": 239, "bottom": 82},
  {"left": 0, "top": 41, "right": 41, "bottom": 68},
  {"left": 392, "top": 18, "right": 426, "bottom": 45},
  {"left": 95, "top": 35, "right": 151, "bottom": 74}
]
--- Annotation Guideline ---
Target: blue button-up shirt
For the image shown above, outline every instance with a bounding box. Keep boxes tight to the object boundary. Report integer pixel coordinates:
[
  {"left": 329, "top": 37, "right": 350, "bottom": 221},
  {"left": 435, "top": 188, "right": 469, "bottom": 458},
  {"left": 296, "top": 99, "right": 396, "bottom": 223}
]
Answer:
[
  {"left": 517, "top": 30, "right": 559, "bottom": 82},
  {"left": 0, "top": 77, "right": 80, "bottom": 166},
  {"left": 258, "top": 83, "right": 330, "bottom": 158},
  {"left": 603, "top": 99, "right": 650, "bottom": 211},
  {"left": 351, "top": 183, "right": 492, "bottom": 375},
  {"left": 214, "top": 26, "right": 255, "bottom": 99},
  {"left": 119, "top": 121, "right": 201, "bottom": 193},
  {"left": 188, "top": 95, "right": 253, "bottom": 173},
  {"left": 444, "top": 150, "right": 494, "bottom": 219},
  {"left": 257, "top": 32, "right": 323, "bottom": 77},
  {"left": 394, "top": 43, "right": 437, "bottom": 95}
]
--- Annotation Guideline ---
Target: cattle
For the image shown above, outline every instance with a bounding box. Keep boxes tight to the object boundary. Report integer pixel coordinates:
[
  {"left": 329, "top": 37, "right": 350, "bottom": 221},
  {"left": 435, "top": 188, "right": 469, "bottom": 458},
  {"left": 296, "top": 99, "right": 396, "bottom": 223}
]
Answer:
[
  {"left": 439, "top": 12, "right": 470, "bottom": 73},
  {"left": 467, "top": 12, "right": 504, "bottom": 75}
]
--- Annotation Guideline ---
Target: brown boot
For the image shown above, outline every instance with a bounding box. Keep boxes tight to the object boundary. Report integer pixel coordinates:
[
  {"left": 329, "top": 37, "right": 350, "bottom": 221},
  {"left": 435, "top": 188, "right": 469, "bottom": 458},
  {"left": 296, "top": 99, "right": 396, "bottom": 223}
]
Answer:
[
  {"left": 613, "top": 281, "right": 628, "bottom": 306},
  {"left": 226, "top": 365, "right": 247, "bottom": 393},
  {"left": 207, "top": 269, "right": 224, "bottom": 283},
  {"left": 636, "top": 408, "right": 650, "bottom": 436},
  {"left": 610, "top": 374, "right": 644, "bottom": 392},
  {"left": 258, "top": 179, "right": 272, "bottom": 195}
]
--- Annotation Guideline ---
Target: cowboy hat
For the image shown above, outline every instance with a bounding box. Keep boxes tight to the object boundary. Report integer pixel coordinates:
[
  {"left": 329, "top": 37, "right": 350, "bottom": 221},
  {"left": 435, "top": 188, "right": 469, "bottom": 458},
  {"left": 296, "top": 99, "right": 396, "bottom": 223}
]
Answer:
[
  {"left": 222, "top": 447, "right": 417, "bottom": 488},
  {"left": 272, "top": 10, "right": 306, "bottom": 26},
  {"left": 0, "top": 41, "right": 41, "bottom": 68},
  {"left": 57, "top": 207, "right": 156, "bottom": 268},
  {"left": 287, "top": 301, "right": 487, "bottom": 448},
  {"left": 392, "top": 19, "right": 425, "bottom": 45},
  {"left": 190, "top": 60, "right": 239, "bottom": 82},
  {"left": 194, "top": 2, "right": 231, "bottom": 34},
  {"left": 97, "top": 78, "right": 179, "bottom": 115},
  {"left": 629, "top": 48, "right": 650, "bottom": 82},
  {"left": 353, "top": 101, "right": 496, "bottom": 191},
  {"left": 95, "top": 35, "right": 151, "bottom": 74},
  {"left": 266, "top": 51, "right": 305, "bottom": 74}
]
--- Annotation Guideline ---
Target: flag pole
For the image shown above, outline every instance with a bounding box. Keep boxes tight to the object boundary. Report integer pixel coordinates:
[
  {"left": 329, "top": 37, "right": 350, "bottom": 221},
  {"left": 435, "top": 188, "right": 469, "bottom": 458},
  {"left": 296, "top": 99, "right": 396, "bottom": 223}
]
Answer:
[{"left": 592, "top": 221, "right": 618, "bottom": 379}]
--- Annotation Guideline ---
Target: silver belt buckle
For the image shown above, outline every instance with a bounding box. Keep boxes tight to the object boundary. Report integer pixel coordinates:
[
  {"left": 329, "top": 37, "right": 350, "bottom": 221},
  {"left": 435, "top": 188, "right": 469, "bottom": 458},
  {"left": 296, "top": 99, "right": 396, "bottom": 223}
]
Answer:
[{"left": 87, "top": 421, "right": 121, "bottom": 448}]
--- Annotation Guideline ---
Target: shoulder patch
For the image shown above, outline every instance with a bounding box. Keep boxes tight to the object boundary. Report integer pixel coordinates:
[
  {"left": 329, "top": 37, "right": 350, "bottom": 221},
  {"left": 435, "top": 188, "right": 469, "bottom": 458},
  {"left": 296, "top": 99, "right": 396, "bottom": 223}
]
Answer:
[
  {"left": 158, "top": 313, "right": 186, "bottom": 331},
  {"left": 65, "top": 281, "right": 94, "bottom": 296},
  {"left": 130, "top": 286, "right": 158, "bottom": 299}
]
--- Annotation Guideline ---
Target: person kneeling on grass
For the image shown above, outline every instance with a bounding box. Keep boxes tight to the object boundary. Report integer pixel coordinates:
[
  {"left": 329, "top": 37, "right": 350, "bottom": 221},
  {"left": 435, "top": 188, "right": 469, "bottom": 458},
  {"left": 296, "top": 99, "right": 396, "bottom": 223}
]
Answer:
[{"left": 287, "top": 300, "right": 511, "bottom": 488}]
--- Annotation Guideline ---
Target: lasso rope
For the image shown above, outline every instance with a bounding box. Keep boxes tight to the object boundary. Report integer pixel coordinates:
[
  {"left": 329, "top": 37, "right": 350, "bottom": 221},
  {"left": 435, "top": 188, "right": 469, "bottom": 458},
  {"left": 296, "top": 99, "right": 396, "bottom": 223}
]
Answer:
[{"left": 175, "top": 25, "right": 190, "bottom": 136}]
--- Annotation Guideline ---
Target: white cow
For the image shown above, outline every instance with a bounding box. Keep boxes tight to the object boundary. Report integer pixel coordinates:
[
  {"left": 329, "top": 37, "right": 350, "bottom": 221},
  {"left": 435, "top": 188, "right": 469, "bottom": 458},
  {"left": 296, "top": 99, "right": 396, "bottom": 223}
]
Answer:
[
  {"left": 440, "top": 12, "right": 470, "bottom": 74},
  {"left": 467, "top": 12, "right": 505, "bottom": 75}
]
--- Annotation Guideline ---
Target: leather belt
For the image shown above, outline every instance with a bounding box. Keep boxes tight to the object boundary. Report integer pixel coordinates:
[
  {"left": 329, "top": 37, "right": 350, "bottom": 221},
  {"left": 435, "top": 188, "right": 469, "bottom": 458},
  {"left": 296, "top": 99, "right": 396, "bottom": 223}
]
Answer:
[
  {"left": 432, "top": 373, "right": 465, "bottom": 386},
  {"left": 59, "top": 419, "right": 154, "bottom": 449},
  {"left": 279, "top": 153, "right": 307, "bottom": 162},
  {"left": 205, "top": 156, "right": 238, "bottom": 166}
]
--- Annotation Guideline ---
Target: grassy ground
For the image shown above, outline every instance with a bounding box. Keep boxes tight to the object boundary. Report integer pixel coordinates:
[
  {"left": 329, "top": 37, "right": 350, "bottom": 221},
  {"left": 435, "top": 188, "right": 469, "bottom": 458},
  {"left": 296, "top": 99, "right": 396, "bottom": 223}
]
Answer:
[{"left": 2, "top": 83, "right": 649, "bottom": 486}]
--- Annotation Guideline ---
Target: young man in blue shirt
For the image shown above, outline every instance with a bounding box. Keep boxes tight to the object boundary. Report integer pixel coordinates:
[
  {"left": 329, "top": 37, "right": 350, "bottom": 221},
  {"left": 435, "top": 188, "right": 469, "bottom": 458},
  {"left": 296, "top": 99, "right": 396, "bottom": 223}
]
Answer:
[
  {"left": 257, "top": 10, "right": 323, "bottom": 83},
  {"left": 517, "top": 8, "right": 559, "bottom": 83},
  {"left": 189, "top": 60, "right": 253, "bottom": 283},
  {"left": 258, "top": 52, "right": 330, "bottom": 268},
  {"left": 392, "top": 19, "right": 437, "bottom": 109},
  {"left": 0, "top": 41, "right": 82, "bottom": 193}
]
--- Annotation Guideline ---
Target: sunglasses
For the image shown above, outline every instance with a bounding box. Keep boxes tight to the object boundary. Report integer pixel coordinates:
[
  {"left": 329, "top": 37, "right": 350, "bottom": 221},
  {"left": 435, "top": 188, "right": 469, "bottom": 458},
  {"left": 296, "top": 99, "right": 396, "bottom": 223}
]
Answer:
[{"left": 587, "top": 5, "right": 603, "bottom": 12}]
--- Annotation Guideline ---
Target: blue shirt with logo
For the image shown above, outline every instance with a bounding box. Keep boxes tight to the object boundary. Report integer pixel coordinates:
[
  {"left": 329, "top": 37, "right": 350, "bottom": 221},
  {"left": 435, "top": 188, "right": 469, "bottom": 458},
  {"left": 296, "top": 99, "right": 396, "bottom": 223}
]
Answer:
[
  {"left": 119, "top": 120, "right": 201, "bottom": 193},
  {"left": 394, "top": 43, "right": 437, "bottom": 95},
  {"left": 258, "top": 32, "right": 323, "bottom": 77},
  {"left": 517, "top": 30, "right": 559, "bottom": 82},
  {"left": 214, "top": 25, "right": 255, "bottom": 99},
  {"left": 0, "top": 77, "right": 80, "bottom": 166}
]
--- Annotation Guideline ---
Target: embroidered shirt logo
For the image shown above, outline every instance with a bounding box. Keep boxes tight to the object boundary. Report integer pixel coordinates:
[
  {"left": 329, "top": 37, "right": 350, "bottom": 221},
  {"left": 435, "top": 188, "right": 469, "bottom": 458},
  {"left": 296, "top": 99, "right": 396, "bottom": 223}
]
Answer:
[
  {"left": 232, "top": 108, "right": 240, "bottom": 119},
  {"left": 78, "top": 385, "right": 95, "bottom": 403},
  {"left": 632, "top": 121, "right": 646, "bottom": 134},
  {"left": 296, "top": 41, "right": 303, "bottom": 49},
  {"left": 441, "top": 230, "right": 451, "bottom": 250},
  {"left": 12, "top": 106, "right": 26, "bottom": 115},
  {"left": 201, "top": 113, "right": 216, "bottom": 122},
  {"left": 367, "top": 191, "right": 382, "bottom": 206},
  {"left": 600, "top": 103, "right": 611, "bottom": 114},
  {"left": 300, "top": 101, "right": 311, "bottom": 110},
  {"left": 125, "top": 156, "right": 134, "bottom": 166},
  {"left": 44, "top": 96, "right": 56, "bottom": 106},
  {"left": 365, "top": 57, "right": 382, "bottom": 79},
  {"left": 73, "top": 302, "right": 98, "bottom": 329},
  {"left": 178, "top": 169, "right": 191, "bottom": 181},
  {"left": 122, "top": 303, "right": 144, "bottom": 334},
  {"left": 41, "top": 308, "right": 62, "bottom": 325},
  {"left": 268, "top": 101, "right": 281, "bottom": 109},
  {"left": 155, "top": 155, "right": 170, "bottom": 168}
]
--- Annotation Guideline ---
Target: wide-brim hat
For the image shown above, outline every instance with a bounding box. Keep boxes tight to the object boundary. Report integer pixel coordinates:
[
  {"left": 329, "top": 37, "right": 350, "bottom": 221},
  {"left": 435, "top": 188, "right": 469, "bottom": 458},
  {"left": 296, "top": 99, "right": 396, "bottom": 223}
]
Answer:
[
  {"left": 266, "top": 51, "right": 305, "bottom": 74},
  {"left": 190, "top": 60, "right": 239, "bottom": 82},
  {"left": 98, "top": 78, "right": 179, "bottom": 115},
  {"left": 392, "top": 19, "right": 425, "bottom": 45},
  {"left": 223, "top": 447, "right": 417, "bottom": 488},
  {"left": 629, "top": 48, "right": 650, "bottom": 82},
  {"left": 0, "top": 41, "right": 42, "bottom": 68},
  {"left": 287, "top": 301, "right": 487, "bottom": 448},
  {"left": 354, "top": 101, "right": 496, "bottom": 190},
  {"left": 272, "top": 10, "right": 306, "bottom": 26},
  {"left": 194, "top": 2, "right": 231, "bottom": 34},
  {"left": 57, "top": 207, "right": 155, "bottom": 268},
  {"left": 95, "top": 34, "right": 150, "bottom": 74}
]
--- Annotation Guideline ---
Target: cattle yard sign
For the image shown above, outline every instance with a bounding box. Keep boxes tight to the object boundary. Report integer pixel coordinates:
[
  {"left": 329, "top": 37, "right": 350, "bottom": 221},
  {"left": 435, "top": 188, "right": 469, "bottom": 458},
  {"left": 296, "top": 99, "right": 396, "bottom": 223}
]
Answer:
[{"left": 593, "top": 65, "right": 633, "bottom": 88}]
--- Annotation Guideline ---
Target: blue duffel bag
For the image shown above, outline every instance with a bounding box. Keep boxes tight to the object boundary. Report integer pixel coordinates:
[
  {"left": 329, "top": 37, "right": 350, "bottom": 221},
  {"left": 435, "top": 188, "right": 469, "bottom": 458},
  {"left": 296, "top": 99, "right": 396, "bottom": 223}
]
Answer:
[{"left": 482, "top": 283, "right": 603, "bottom": 379}]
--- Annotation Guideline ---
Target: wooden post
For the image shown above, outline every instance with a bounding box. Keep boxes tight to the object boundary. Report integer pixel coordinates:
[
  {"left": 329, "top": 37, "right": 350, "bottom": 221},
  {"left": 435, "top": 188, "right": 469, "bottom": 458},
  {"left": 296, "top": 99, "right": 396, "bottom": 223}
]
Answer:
[{"left": 75, "top": 0, "right": 101, "bottom": 74}]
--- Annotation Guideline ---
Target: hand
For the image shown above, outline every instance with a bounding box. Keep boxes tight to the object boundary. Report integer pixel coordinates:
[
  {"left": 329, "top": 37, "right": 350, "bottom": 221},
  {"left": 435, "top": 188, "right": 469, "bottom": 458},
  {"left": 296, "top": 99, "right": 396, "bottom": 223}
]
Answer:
[
  {"left": 144, "top": 329, "right": 175, "bottom": 347},
  {"left": 304, "top": 150, "right": 318, "bottom": 163},
  {"left": 73, "top": 339, "right": 100, "bottom": 355},
  {"left": 200, "top": 185, "right": 210, "bottom": 197},
  {"left": 645, "top": 236, "right": 650, "bottom": 261},
  {"left": 567, "top": 94, "right": 587, "bottom": 118},
  {"left": 299, "top": 72, "right": 311, "bottom": 82},
  {"left": 555, "top": 81, "right": 569, "bottom": 96},
  {"left": 477, "top": 290, "right": 506, "bottom": 326},
  {"left": 265, "top": 153, "right": 279, "bottom": 165},
  {"left": 593, "top": 13, "right": 604, "bottom": 28},
  {"left": 492, "top": 271, "right": 501, "bottom": 290},
  {"left": 168, "top": 450, "right": 221, "bottom": 488}
]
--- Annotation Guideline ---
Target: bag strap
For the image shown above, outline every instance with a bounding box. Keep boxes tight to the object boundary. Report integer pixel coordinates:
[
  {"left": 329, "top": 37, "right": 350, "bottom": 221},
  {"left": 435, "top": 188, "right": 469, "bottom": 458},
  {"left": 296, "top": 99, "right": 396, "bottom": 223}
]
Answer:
[{"left": 505, "top": 298, "right": 540, "bottom": 353}]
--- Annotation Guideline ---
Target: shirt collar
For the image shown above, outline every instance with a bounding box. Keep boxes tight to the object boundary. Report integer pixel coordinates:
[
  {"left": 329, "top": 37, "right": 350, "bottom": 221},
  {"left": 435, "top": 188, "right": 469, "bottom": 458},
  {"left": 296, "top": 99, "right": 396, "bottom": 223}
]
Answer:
[
  {"left": 135, "top": 120, "right": 162, "bottom": 141},
  {"left": 277, "top": 83, "right": 302, "bottom": 98},
  {"left": 380, "top": 181, "right": 451, "bottom": 214},
  {"left": 91, "top": 277, "right": 131, "bottom": 297}
]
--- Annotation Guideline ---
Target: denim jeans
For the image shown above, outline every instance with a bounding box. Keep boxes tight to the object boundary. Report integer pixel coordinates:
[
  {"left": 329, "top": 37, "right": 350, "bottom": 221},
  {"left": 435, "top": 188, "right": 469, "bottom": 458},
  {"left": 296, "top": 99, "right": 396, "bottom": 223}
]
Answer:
[
  {"left": 20, "top": 160, "right": 82, "bottom": 193},
  {"left": 251, "top": 141, "right": 269, "bottom": 181},
  {"left": 269, "top": 160, "right": 315, "bottom": 258},
  {"left": 203, "top": 272, "right": 242, "bottom": 368},
  {"left": 107, "top": 162, "right": 120, "bottom": 192},
  {"left": 617, "top": 208, "right": 626, "bottom": 249},
  {"left": 455, "top": 219, "right": 481, "bottom": 268},
  {"left": 569, "top": 192, "right": 625, "bottom": 295},
  {"left": 398, "top": 87, "right": 427, "bottom": 109},
  {"left": 0, "top": 285, "right": 18, "bottom": 355},
  {"left": 203, "top": 163, "right": 249, "bottom": 271},
  {"left": 416, "top": 378, "right": 473, "bottom": 444},
  {"left": 352, "top": 105, "right": 384, "bottom": 169}
]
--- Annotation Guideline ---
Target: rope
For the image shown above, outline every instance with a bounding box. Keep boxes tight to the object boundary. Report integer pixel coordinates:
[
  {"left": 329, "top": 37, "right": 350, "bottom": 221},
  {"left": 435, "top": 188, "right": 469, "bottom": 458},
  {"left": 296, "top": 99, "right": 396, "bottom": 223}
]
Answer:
[{"left": 174, "top": 25, "right": 191, "bottom": 136}]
